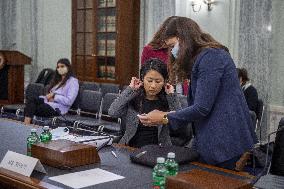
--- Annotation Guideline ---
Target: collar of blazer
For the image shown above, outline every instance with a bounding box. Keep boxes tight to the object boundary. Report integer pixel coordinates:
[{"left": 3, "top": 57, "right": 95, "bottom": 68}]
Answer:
[{"left": 242, "top": 82, "right": 251, "bottom": 91}]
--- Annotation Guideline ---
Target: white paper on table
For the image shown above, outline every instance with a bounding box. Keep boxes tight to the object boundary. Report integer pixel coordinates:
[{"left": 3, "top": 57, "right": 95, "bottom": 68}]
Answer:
[
  {"left": 52, "top": 134, "right": 113, "bottom": 148},
  {"left": 49, "top": 168, "right": 124, "bottom": 189}
]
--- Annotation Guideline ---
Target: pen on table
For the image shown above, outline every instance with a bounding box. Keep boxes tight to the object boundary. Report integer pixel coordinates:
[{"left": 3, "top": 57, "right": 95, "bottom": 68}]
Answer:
[
  {"left": 111, "top": 151, "right": 118, "bottom": 158},
  {"left": 78, "top": 136, "right": 110, "bottom": 143},
  {"left": 135, "top": 151, "right": 147, "bottom": 158}
]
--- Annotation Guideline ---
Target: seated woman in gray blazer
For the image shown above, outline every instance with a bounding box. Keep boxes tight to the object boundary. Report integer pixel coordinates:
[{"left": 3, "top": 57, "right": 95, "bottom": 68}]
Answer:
[{"left": 108, "top": 58, "right": 181, "bottom": 148}]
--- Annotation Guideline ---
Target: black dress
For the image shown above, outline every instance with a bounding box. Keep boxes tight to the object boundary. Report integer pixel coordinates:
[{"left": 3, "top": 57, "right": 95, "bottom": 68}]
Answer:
[
  {"left": 129, "top": 98, "right": 167, "bottom": 148},
  {"left": 0, "top": 65, "right": 9, "bottom": 100}
]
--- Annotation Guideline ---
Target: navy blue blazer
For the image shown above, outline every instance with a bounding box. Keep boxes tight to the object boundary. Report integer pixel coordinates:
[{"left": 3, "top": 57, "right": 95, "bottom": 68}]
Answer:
[{"left": 168, "top": 48, "right": 257, "bottom": 165}]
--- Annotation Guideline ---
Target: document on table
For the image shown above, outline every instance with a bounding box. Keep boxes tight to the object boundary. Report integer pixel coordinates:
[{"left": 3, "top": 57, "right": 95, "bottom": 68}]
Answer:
[
  {"left": 51, "top": 133, "right": 113, "bottom": 148},
  {"left": 49, "top": 168, "right": 125, "bottom": 189}
]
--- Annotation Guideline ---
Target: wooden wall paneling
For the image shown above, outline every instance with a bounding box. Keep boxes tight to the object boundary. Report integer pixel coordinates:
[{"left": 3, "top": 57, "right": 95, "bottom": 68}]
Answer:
[
  {"left": 85, "top": 56, "right": 96, "bottom": 81},
  {"left": 75, "top": 56, "right": 85, "bottom": 81},
  {"left": 116, "top": 0, "right": 140, "bottom": 85}
]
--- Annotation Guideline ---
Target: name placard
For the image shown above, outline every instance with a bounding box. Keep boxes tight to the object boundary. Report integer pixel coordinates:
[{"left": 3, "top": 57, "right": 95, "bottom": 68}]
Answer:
[{"left": 0, "top": 151, "right": 46, "bottom": 177}]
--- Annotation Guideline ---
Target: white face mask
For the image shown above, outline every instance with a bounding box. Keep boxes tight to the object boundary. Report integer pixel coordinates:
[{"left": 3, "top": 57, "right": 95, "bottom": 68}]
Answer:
[
  {"left": 57, "top": 67, "right": 68, "bottom": 75},
  {"left": 171, "top": 42, "right": 179, "bottom": 59}
]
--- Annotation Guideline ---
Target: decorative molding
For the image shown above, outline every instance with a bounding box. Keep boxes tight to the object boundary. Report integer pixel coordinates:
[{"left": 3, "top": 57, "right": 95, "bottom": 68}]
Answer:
[
  {"left": 238, "top": 0, "right": 272, "bottom": 142},
  {"left": 269, "top": 105, "right": 284, "bottom": 113}
]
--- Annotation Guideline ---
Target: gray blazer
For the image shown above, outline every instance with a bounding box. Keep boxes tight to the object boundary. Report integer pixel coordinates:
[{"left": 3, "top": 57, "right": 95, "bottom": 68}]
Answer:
[{"left": 108, "top": 86, "right": 181, "bottom": 146}]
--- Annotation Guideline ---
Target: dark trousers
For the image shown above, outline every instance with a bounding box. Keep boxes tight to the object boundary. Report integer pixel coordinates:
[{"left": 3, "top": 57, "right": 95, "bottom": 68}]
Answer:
[{"left": 24, "top": 97, "right": 59, "bottom": 118}]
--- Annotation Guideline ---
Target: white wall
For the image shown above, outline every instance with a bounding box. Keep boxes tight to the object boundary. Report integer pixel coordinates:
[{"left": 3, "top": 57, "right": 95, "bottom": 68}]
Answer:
[
  {"left": 37, "top": 0, "right": 72, "bottom": 71},
  {"left": 14, "top": 0, "right": 71, "bottom": 84},
  {"left": 175, "top": 0, "right": 240, "bottom": 62},
  {"left": 13, "top": 0, "right": 72, "bottom": 85}
]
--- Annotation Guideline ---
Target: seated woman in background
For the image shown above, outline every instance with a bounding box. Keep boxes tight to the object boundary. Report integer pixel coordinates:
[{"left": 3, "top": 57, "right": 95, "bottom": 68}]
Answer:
[
  {"left": 237, "top": 68, "right": 258, "bottom": 114},
  {"left": 109, "top": 58, "right": 181, "bottom": 148},
  {"left": 0, "top": 52, "right": 9, "bottom": 100},
  {"left": 24, "top": 58, "right": 79, "bottom": 124}
]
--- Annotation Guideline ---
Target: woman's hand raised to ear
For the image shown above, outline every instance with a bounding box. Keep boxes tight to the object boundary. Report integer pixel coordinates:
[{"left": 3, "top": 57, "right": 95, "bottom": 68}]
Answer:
[
  {"left": 129, "top": 77, "right": 143, "bottom": 90},
  {"left": 165, "top": 83, "right": 175, "bottom": 94}
]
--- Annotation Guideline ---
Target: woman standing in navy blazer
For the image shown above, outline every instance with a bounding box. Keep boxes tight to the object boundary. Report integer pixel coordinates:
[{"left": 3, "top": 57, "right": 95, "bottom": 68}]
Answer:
[{"left": 138, "top": 17, "right": 257, "bottom": 170}]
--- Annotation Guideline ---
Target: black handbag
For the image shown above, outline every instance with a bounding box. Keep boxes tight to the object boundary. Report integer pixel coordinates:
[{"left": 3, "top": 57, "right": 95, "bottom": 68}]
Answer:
[
  {"left": 270, "top": 126, "right": 284, "bottom": 176},
  {"left": 130, "top": 144, "right": 199, "bottom": 167}
]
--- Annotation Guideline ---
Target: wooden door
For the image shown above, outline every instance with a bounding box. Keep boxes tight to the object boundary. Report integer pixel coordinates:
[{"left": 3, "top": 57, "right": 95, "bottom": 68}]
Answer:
[
  {"left": 72, "top": 0, "right": 96, "bottom": 81},
  {"left": 72, "top": 0, "right": 140, "bottom": 85}
]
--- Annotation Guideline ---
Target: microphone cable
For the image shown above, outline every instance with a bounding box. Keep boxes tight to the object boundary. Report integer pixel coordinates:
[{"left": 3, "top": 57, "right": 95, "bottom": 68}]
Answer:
[{"left": 250, "top": 126, "right": 284, "bottom": 185}]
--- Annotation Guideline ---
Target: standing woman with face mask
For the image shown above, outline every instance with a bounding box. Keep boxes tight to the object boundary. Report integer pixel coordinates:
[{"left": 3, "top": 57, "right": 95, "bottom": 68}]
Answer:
[
  {"left": 24, "top": 58, "right": 79, "bottom": 124},
  {"left": 141, "top": 16, "right": 177, "bottom": 65},
  {"left": 139, "top": 17, "right": 257, "bottom": 170}
]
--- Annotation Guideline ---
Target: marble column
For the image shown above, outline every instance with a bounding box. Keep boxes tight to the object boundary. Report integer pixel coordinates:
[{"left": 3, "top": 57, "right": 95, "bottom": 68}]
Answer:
[
  {"left": 267, "top": 0, "right": 284, "bottom": 140},
  {"left": 238, "top": 0, "right": 272, "bottom": 141}
]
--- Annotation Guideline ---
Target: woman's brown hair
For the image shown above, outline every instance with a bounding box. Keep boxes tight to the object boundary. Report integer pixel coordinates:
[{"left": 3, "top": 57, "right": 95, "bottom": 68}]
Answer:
[
  {"left": 148, "top": 16, "right": 178, "bottom": 50},
  {"left": 163, "top": 17, "right": 229, "bottom": 82}
]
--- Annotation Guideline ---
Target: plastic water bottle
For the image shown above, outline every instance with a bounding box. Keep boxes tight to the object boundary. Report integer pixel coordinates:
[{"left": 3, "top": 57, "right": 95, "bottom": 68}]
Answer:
[
  {"left": 165, "top": 152, "right": 178, "bottom": 176},
  {"left": 153, "top": 157, "right": 167, "bottom": 189},
  {"left": 27, "top": 128, "right": 40, "bottom": 156},
  {"left": 40, "top": 126, "right": 52, "bottom": 143}
]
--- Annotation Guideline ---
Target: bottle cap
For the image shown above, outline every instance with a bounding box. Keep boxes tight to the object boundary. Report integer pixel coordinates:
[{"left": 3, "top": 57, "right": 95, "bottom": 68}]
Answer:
[
  {"left": 157, "top": 157, "right": 165, "bottom": 163},
  {"left": 31, "top": 128, "right": 37, "bottom": 132},
  {"left": 167, "top": 152, "right": 175, "bottom": 158},
  {"left": 43, "top": 126, "right": 49, "bottom": 130}
]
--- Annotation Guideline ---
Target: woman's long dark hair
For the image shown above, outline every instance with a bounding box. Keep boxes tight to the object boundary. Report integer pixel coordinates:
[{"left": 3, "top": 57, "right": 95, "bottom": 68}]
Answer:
[
  {"left": 148, "top": 16, "right": 178, "bottom": 50},
  {"left": 163, "top": 17, "right": 229, "bottom": 82},
  {"left": 131, "top": 58, "right": 169, "bottom": 113},
  {"left": 48, "top": 58, "right": 75, "bottom": 92}
]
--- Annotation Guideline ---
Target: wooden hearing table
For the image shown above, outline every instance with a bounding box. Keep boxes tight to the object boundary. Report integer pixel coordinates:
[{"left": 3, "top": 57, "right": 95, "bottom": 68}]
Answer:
[{"left": 0, "top": 118, "right": 254, "bottom": 189}]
